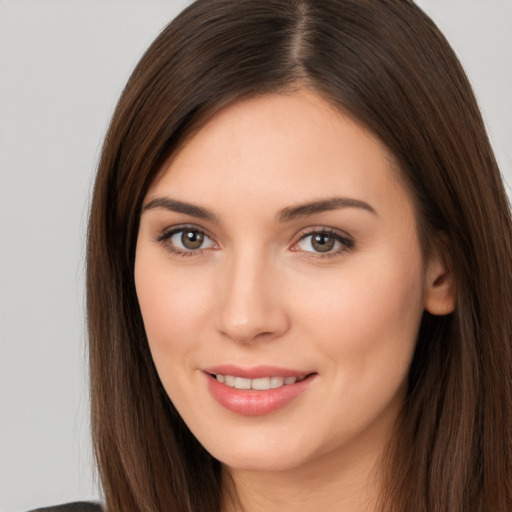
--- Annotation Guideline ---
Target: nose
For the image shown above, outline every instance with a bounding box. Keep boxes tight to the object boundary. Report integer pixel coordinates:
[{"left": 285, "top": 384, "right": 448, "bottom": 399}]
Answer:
[{"left": 215, "top": 249, "right": 290, "bottom": 344}]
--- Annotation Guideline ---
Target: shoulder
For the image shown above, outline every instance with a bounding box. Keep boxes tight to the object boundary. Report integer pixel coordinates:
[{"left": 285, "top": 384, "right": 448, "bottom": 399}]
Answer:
[{"left": 29, "top": 502, "right": 103, "bottom": 512}]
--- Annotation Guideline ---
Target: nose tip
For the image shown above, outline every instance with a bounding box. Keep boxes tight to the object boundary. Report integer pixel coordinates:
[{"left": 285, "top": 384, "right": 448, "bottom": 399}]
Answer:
[
  {"left": 215, "top": 257, "right": 290, "bottom": 344},
  {"left": 218, "top": 314, "right": 275, "bottom": 344}
]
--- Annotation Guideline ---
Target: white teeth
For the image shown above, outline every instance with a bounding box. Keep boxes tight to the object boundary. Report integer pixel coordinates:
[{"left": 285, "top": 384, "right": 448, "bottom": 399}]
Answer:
[
  {"left": 224, "top": 375, "right": 236, "bottom": 387},
  {"left": 234, "top": 377, "right": 251, "bottom": 390},
  {"left": 252, "top": 377, "right": 270, "bottom": 390},
  {"left": 215, "top": 374, "right": 304, "bottom": 390},
  {"left": 270, "top": 377, "right": 284, "bottom": 388}
]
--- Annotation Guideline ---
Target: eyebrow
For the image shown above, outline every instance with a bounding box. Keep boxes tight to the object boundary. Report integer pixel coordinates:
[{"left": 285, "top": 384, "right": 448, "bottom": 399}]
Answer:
[
  {"left": 143, "top": 197, "right": 219, "bottom": 222},
  {"left": 278, "top": 197, "right": 377, "bottom": 222},
  {"left": 142, "top": 196, "right": 377, "bottom": 223}
]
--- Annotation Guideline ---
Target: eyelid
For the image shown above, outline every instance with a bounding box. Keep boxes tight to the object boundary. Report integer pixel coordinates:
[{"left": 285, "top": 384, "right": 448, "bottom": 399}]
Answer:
[
  {"left": 155, "top": 223, "right": 211, "bottom": 241},
  {"left": 155, "top": 224, "right": 218, "bottom": 255},
  {"left": 290, "top": 226, "right": 354, "bottom": 257}
]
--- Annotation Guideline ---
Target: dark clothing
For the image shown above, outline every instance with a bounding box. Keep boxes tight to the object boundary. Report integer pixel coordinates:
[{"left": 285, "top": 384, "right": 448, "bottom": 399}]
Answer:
[{"left": 30, "top": 503, "right": 102, "bottom": 512}]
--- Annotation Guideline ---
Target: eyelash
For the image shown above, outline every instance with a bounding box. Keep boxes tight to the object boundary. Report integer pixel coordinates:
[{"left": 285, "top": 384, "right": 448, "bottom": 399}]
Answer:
[
  {"left": 155, "top": 225, "right": 354, "bottom": 259},
  {"left": 155, "top": 225, "right": 216, "bottom": 258},
  {"left": 292, "top": 227, "right": 354, "bottom": 259}
]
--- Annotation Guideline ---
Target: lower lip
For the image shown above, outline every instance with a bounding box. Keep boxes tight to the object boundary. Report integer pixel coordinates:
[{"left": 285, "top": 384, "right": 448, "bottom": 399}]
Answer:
[{"left": 205, "top": 373, "right": 316, "bottom": 416}]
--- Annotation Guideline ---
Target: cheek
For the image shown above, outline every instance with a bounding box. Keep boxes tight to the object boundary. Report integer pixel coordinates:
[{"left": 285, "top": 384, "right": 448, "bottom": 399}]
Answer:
[
  {"left": 137, "top": 275, "right": 207, "bottom": 336},
  {"left": 285, "top": 250, "right": 425, "bottom": 448},
  {"left": 134, "top": 249, "right": 213, "bottom": 370},
  {"left": 293, "top": 247, "right": 425, "bottom": 376}
]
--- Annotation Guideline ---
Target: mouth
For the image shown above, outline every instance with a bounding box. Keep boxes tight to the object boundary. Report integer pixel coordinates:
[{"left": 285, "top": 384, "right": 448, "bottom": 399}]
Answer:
[{"left": 202, "top": 366, "right": 317, "bottom": 416}]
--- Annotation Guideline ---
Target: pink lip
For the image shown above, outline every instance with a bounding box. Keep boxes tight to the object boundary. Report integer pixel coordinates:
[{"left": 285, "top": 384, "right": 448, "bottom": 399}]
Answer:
[{"left": 202, "top": 365, "right": 317, "bottom": 416}]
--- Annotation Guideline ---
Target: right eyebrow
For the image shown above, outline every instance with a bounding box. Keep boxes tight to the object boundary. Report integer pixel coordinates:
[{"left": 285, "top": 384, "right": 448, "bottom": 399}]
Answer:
[{"left": 142, "top": 197, "right": 219, "bottom": 222}]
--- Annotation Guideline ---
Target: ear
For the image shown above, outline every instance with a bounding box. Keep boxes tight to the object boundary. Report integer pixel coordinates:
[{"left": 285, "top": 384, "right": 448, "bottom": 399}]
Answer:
[{"left": 424, "top": 244, "right": 456, "bottom": 316}]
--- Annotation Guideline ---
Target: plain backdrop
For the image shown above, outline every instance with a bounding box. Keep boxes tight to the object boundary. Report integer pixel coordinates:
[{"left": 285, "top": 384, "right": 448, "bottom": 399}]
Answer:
[{"left": 0, "top": 1, "right": 510, "bottom": 511}]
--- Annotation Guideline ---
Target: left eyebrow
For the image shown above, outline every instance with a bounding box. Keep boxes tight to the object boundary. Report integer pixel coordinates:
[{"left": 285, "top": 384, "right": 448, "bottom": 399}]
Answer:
[{"left": 278, "top": 197, "right": 377, "bottom": 222}]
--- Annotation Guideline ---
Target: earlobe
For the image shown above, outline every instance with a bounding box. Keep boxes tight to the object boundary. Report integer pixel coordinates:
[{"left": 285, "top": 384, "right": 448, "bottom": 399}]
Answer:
[{"left": 424, "top": 251, "right": 456, "bottom": 316}]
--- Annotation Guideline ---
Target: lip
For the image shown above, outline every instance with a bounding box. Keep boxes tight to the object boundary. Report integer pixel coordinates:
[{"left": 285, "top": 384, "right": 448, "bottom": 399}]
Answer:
[{"left": 202, "top": 365, "right": 317, "bottom": 416}]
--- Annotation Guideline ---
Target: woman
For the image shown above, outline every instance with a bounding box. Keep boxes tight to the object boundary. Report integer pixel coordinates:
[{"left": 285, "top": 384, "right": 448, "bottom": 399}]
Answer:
[{"left": 45, "top": 0, "right": 512, "bottom": 510}]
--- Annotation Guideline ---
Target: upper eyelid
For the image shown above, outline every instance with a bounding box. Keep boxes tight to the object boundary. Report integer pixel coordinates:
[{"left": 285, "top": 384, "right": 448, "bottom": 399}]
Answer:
[
  {"left": 293, "top": 226, "right": 353, "bottom": 242},
  {"left": 156, "top": 224, "right": 352, "bottom": 239},
  {"left": 156, "top": 224, "right": 215, "bottom": 242},
  {"left": 296, "top": 233, "right": 353, "bottom": 248}
]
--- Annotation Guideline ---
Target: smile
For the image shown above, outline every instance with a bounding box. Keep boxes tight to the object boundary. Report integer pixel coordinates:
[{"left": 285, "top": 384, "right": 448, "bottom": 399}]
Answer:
[
  {"left": 203, "top": 367, "right": 317, "bottom": 416},
  {"left": 214, "top": 374, "right": 307, "bottom": 390}
]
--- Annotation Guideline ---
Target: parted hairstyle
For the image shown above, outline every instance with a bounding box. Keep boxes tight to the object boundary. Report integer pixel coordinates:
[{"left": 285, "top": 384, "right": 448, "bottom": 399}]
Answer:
[{"left": 86, "top": 1, "right": 512, "bottom": 511}]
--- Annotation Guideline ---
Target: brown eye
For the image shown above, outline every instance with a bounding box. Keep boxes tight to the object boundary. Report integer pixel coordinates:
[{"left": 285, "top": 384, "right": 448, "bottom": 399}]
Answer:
[
  {"left": 162, "top": 228, "right": 215, "bottom": 254},
  {"left": 311, "top": 233, "right": 335, "bottom": 253},
  {"left": 295, "top": 230, "right": 353, "bottom": 256},
  {"left": 181, "top": 230, "right": 204, "bottom": 250}
]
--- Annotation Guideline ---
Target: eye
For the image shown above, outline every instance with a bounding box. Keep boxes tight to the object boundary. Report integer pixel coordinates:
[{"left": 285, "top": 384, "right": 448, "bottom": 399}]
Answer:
[
  {"left": 293, "top": 229, "right": 354, "bottom": 256},
  {"left": 157, "top": 227, "right": 216, "bottom": 255}
]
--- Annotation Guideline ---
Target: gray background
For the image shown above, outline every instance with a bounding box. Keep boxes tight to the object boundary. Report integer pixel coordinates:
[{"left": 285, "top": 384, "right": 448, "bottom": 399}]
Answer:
[{"left": 1, "top": 1, "right": 510, "bottom": 511}]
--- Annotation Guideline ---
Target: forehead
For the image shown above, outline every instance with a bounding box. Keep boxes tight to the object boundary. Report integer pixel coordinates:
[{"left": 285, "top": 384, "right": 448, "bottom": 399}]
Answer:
[{"left": 147, "top": 90, "right": 411, "bottom": 220}]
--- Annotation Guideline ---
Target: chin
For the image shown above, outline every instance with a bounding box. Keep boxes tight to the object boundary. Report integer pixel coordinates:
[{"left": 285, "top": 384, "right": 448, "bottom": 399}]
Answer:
[
  {"left": 195, "top": 423, "right": 322, "bottom": 473},
  {"left": 218, "top": 449, "right": 310, "bottom": 473}
]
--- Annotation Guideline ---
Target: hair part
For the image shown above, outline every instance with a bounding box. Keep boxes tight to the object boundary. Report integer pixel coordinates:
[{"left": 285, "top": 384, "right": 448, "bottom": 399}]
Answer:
[{"left": 87, "top": 1, "right": 512, "bottom": 511}]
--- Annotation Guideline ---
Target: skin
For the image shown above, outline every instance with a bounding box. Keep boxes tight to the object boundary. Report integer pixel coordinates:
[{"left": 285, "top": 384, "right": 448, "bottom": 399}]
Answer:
[{"left": 135, "top": 90, "right": 455, "bottom": 512}]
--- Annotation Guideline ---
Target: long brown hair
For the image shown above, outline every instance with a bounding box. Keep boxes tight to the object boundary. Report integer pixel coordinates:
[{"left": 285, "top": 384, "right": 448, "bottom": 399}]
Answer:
[{"left": 86, "top": 1, "right": 512, "bottom": 510}]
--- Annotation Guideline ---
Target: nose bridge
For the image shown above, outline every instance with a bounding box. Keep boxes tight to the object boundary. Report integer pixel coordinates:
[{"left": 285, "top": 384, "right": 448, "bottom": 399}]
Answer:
[{"left": 216, "top": 245, "right": 289, "bottom": 343}]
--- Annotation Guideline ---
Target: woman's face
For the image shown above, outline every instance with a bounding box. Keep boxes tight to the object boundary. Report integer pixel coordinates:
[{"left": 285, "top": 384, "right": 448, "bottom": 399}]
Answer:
[{"left": 135, "top": 90, "right": 449, "bottom": 473}]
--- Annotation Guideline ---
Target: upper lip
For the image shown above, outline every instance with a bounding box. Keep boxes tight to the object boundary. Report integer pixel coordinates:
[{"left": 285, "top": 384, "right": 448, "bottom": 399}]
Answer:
[{"left": 202, "top": 365, "right": 314, "bottom": 379}]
